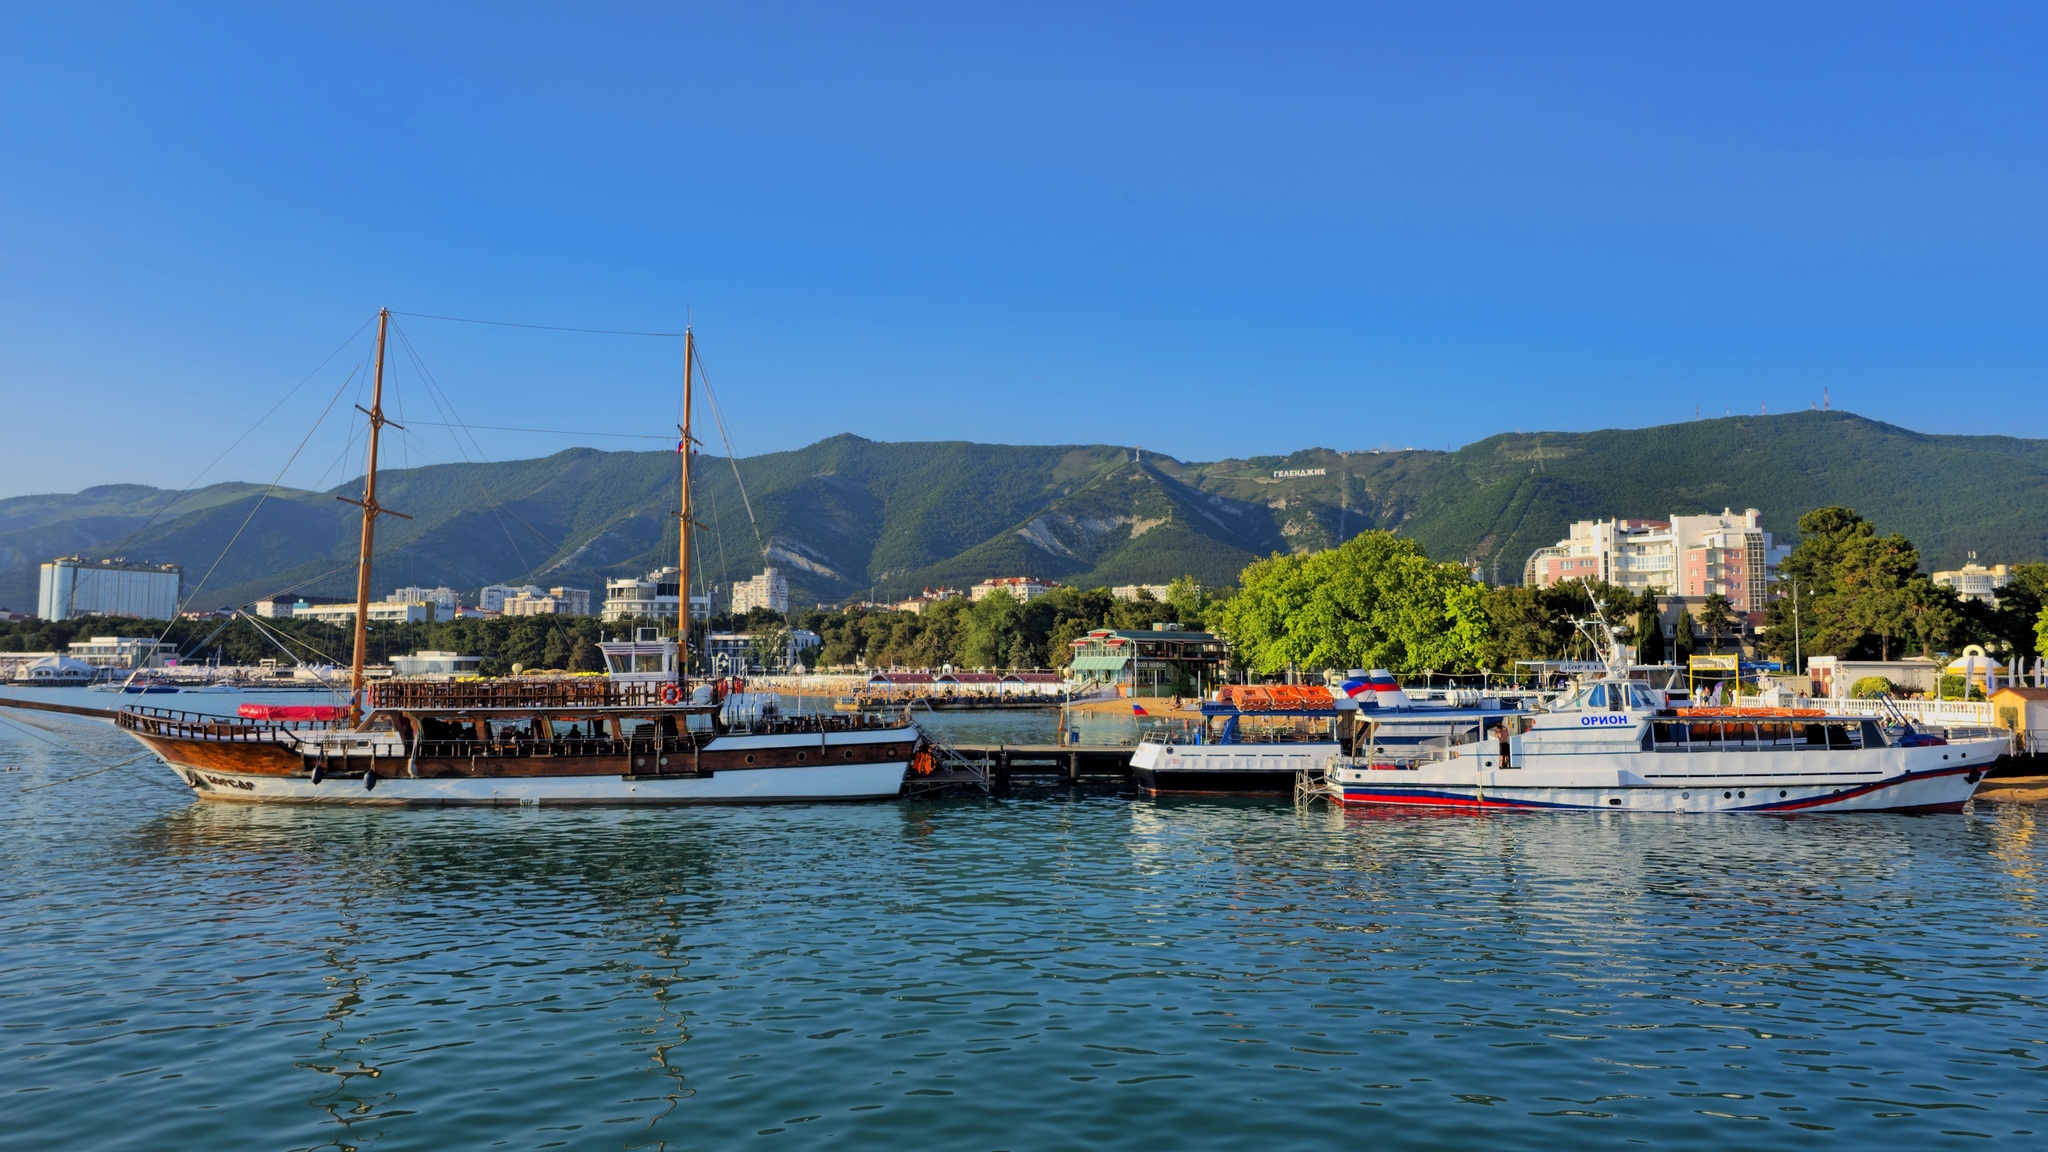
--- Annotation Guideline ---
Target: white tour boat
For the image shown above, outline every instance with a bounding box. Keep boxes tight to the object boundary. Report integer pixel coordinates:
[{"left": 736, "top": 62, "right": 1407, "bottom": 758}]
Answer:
[{"left": 1329, "top": 620, "right": 2004, "bottom": 814}]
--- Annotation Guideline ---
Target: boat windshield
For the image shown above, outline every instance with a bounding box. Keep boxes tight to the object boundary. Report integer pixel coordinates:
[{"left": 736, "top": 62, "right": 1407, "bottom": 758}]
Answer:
[{"left": 1567, "top": 682, "right": 1654, "bottom": 712}]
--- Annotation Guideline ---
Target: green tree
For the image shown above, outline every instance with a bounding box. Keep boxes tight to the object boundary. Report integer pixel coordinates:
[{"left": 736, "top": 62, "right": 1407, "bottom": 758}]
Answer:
[
  {"left": 1992, "top": 563, "right": 2048, "bottom": 660},
  {"left": 541, "top": 629, "right": 573, "bottom": 671},
  {"left": 1215, "top": 531, "right": 1487, "bottom": 677},
  {"left": 1632, "top": 592, "right": 1666, "bottom": 665},
  {"left": 2036, "top": 605, "right": 2048, "bottom": 661},
  {"left": 1699, "top": 593, "right": 1738, "bottom": 654},
  {"left": 1837, "top": 532, "right": 1922, "bottom": 661},
  {"left": 1671, "top": 606, "right": 1697, "bottom": 665}
]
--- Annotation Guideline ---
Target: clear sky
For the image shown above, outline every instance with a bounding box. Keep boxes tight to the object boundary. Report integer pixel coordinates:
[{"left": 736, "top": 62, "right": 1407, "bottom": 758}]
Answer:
[{"left": 2, "top": 3, "right": 2043, "bottom": 498}]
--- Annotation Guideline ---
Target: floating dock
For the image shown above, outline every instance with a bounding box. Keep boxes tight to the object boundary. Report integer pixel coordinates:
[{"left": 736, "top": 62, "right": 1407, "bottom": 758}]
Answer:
[{"left": 907, "top": 742, "right": 1137, "bottom": 794}]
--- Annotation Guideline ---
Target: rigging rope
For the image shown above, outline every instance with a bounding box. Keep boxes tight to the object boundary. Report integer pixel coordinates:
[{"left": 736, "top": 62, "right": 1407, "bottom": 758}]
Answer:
[
  {"left": 690, "top": 341, "right": 765, "bottom": 553},
  {"left": 96, "top": 316, "right": 378, "bottom": 561},
  {"left": 390, "top": 310, "right": 685, "bottom": 338}
]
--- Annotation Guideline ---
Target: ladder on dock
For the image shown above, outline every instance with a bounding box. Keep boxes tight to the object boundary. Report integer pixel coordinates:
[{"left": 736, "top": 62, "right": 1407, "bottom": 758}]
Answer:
[{"left": 903, "top": 731, "right": 996, "bottom": 795}]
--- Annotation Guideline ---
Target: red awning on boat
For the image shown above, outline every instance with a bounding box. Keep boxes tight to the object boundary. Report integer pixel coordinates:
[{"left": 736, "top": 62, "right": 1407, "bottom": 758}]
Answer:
[{"left": 238, "top": 703, "right": 348, "bottom": 721}]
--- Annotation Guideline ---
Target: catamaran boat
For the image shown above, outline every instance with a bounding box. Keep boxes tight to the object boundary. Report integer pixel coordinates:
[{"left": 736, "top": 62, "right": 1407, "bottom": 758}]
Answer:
[
  {"left": 110, "top": 312, "right": 922, "bottom": 805},
  {"left": 1327, "top": 619, "right": 2004, "bottom": 814}
]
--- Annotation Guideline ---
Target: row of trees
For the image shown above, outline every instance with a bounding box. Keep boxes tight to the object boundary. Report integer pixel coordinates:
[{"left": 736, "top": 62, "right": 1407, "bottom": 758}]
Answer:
[
  {"left": 1217, "top": 508, "right": 2048, "bottom": 677},
  {"left": 805, "top": 578, "right": 1209, "bottom": 671},
  {"left": 1754, "top": 507, "right": 2048, "bottom": 665}
]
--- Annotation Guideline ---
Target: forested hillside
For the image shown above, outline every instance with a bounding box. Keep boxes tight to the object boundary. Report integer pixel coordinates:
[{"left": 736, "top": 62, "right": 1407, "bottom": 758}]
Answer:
[{"left": 2, "top": 411, "right": 2044, "bottom": 614}]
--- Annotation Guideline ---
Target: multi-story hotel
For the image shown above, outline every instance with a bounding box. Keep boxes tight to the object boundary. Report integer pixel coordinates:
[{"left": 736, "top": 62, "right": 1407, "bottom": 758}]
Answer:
[
  {"left": 731, "top": 567, "right": 790, "bottom": 615},
  {"left": 1524, "top": 508, "right": 1790, "bottom": 612}
]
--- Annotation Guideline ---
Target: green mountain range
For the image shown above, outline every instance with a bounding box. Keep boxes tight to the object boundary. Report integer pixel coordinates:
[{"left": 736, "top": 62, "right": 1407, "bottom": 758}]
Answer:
[{"left": 3, "top": 411, "right": 2044, "bottom": 614}]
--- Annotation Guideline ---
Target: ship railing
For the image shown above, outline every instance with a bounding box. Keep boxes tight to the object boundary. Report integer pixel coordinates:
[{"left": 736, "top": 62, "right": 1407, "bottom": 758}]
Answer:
[
  {"left": 116, "top": 705, "right": 349, "bottom": 742},
  {"left": 371, "top": 678, "right": 674, "bottom": 711}
]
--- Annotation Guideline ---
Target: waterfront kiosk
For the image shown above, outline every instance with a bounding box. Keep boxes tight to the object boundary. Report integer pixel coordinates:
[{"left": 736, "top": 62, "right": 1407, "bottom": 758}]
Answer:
[{"left": 1066, "top": 626, "right": 1225, "bottom": 698}]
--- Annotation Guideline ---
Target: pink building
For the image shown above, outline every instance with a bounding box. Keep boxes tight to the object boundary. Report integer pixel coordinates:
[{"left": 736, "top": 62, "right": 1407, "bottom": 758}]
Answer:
[{"left": 1526, "top": 508, "right": 1788, "bottom": 612}]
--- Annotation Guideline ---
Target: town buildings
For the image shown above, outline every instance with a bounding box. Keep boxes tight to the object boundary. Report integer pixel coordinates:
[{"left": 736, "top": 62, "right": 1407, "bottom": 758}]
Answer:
[
  {"left": 1111, "top": 583, "right": 1177, "bottom": 602},
  {"left": 893, "top": 586, "right": 962, "bottom": 614},
  {"left": 1524, "top": 508, "right": 1790, "bottom": 612},
  {"left": 66, "top": 636, "right": 174, "bottom": 671},
  {"left": 502, "top": 586, "right": 592, "bottom": 616},
  {"left": 1932, "top": 560, "right": 2010, "bottom": 605},
  {"left": 37, "top": 557, "right": 182, "bottom": 621},
  {"left": 293, "top": 600, "right": 437, "bottom": 626},
  {"left": 702, "top": 627, "right": 821, "bottom": 674},
  {"left": 390, "top": 650, "right": 483, "bottom": 677},
  {"left": 731, "top": 567, "right": 790, "bottom": 615},
  {"left": 971, "top": 576, "right": 1058, "bottom": 603},
  {"left": 391, "top": 586, "right": 461, "bottom": 616},
  {"left": 480, "top": 584, "right": 543, "bottom": 613},
  {"left": 253, "top": 594, "right": 348, "bottom": 618},
  {"left": 600, "top": 568, "right": 712, "bottom": 623}
]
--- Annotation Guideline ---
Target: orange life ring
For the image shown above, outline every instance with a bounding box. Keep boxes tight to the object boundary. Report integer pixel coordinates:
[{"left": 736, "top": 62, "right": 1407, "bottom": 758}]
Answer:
[{"left": 660, "top": 683, "right": 682, "bottom": 705}]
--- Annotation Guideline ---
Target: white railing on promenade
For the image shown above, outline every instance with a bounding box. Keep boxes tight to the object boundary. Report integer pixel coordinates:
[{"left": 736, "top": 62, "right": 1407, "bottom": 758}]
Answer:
[{"left": 1828, "top": 697, "right": 1998, "bottom": 727}]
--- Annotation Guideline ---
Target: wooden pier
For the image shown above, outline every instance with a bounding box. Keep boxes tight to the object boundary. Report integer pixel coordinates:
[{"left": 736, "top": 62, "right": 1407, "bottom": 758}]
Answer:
[{"left": 906, "top": 742, "right": 1137, "bottom": 794}]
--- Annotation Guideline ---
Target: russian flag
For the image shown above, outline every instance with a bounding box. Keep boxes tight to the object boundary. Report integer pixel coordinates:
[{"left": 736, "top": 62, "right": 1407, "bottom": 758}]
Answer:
[
  {"left": 677, "top": 439, "right": 687, "bottom": 454},
  {"left": 1340, "top": 676, "right": 1369, "bottom": 698},
  {"left": 1131, "top": 703, "right": 1149, "bottom": 716}
]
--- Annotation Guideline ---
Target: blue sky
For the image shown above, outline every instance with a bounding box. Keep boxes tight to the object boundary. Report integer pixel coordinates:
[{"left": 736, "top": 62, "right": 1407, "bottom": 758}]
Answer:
[{"left": 2, "top": 3, "right": 2043, "bottom": 497}]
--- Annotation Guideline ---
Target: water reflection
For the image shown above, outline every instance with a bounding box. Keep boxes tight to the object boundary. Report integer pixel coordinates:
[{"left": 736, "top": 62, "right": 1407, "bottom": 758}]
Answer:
[{"left": 7, "top": 718, "right": 2048, "bottom": 1148}]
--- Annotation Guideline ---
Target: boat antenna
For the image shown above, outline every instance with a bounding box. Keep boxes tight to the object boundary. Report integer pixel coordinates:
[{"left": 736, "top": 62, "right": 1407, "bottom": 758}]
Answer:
[
  {"left": 339, "top": 308, "right": 410, "bottom": 727},
  {"left": 677, "top": 327, "right": 697, "bottom": 688}
]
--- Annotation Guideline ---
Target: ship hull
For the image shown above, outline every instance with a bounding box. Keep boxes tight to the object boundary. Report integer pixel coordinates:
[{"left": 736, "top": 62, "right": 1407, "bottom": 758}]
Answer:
[
  {"left": 121, "top": 713, "right": 919, "bottom": 805},
  {"left": 162, "top": 760, "right": 910, "bottom": 805},
  {"left": 1335, "top": 755, "right": 1996, "bottom": 814},
  {"left": 1129, "top": 741, "right": 1340, "bottom": 796}
]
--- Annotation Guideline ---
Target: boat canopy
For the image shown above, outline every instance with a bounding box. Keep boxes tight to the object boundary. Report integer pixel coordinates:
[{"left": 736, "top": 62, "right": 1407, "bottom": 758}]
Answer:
[{"left": 1206, "top": 684, "right": 1349, "bottom": 715}]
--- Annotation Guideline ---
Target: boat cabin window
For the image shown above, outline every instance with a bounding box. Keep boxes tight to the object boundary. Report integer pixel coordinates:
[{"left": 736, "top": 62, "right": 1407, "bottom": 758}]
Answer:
[{"left": 1585, "top": 685, "right": 1606, "bottom": 710}]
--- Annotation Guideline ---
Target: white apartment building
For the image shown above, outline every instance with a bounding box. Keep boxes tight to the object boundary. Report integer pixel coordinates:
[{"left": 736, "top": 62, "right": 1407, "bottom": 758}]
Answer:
[
  {"left": 294, "top": 601, "right": 436, "bottom": 626},
  {"left": 480, "top": 584, "right": 544, "bottom": 613},
  {"left": 392, "top": 586, "right": 461, "bottom": 616},
  {"left": 1526, "top": 508, "right": 1791, "bottom": 612},
  {"left": 601, "top": 568, "right": 713, "bottom": 623},
  {"left": 66, "top": 636, "right": 174, "bottom": 670},
  {"left": 1111, "top": 583, "right": 1178, "bottom": 602},
  {"left": 390, "top": 650, "right": 484, "bottom": 677},
  {"left": 732, "top": 567, "right": 790, "bottom": 615},
  {"left": 1932, "top": 560, "right": 2010, "bottom": 605},
  {"left": 503, "top": 586, "right": 593, "bottom": 617},
  {"left": 971, "top": 576, "right": 1058, "bottom": 603}
]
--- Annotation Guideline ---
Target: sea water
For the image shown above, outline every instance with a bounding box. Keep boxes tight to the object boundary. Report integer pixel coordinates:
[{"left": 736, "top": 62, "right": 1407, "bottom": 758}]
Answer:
[{"left": 2, "top": 690, "right": 2044, "bottom": 1149}]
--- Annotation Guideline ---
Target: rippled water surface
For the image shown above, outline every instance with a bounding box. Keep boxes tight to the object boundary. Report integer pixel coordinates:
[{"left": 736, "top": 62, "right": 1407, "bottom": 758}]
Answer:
[{"left": 3, "top": 694, "right": 2046, "bottom": 1149}]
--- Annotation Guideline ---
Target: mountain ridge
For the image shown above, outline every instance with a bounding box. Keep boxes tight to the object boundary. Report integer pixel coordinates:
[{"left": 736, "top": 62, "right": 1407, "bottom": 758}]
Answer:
[{"left": 4, "top": 412, "right": 2044, "bottom": 613}]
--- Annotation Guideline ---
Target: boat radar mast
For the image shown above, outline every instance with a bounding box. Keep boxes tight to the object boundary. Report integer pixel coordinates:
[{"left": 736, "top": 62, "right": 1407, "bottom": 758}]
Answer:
[{"left": 340, "top": 308, "right": 410, "bottom": 728}]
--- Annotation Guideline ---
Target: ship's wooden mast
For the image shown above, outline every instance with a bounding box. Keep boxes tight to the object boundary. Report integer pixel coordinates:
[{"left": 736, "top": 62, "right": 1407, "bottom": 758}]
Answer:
[
  {"left": 342, "top": 308, "right": 407, "bottom": 727},
  {"left": 677, "top": 328, "right": 695, "bottom": 686}
]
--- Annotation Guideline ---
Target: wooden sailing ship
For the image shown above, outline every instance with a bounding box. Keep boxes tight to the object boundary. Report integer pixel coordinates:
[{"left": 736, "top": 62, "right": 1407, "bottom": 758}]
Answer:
[{"left": 116, "top": 310, "right": 922, "bottom": 804}]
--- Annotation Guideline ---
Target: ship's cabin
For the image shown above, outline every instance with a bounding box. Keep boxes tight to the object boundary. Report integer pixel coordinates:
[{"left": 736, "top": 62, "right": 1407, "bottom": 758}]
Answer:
[{"left": 600, "top": 628, "right": 677, "bottom": 684}]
